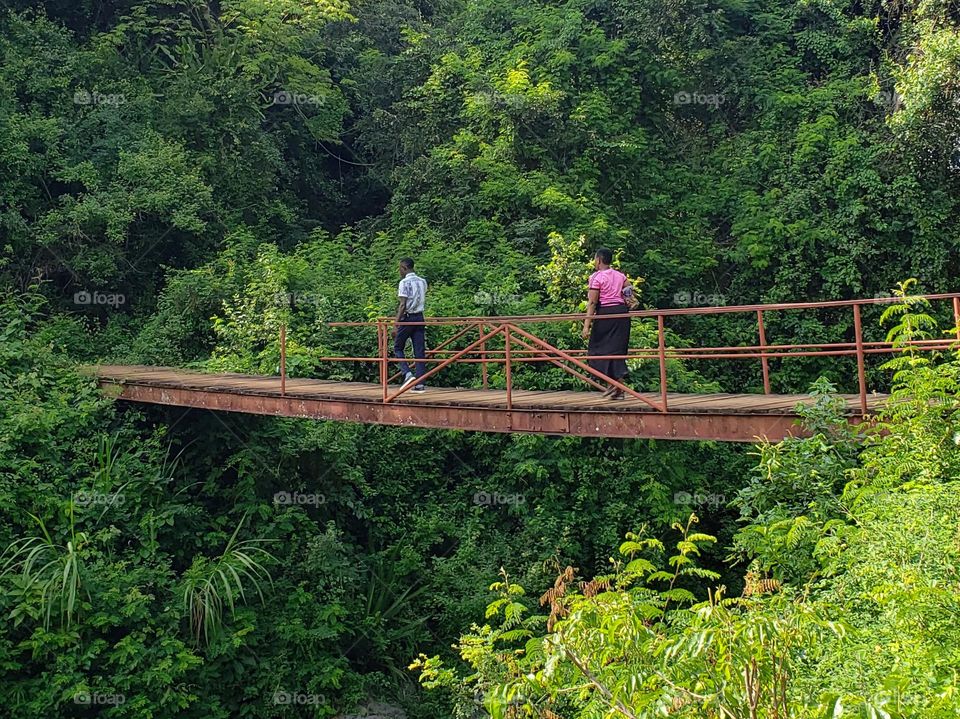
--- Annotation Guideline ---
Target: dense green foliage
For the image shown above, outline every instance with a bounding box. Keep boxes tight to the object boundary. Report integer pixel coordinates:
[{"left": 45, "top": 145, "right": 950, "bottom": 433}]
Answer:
[
  {"left": 413, "top": 304, "right": 960, "bottom": 718},
  {"left": 2, "top": 0, "right": 960, "bottom": 717}
]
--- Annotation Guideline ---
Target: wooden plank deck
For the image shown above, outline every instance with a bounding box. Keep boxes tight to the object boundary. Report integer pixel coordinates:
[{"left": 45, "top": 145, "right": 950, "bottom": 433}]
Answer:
[{"left": 88, "top": 365, "right": 887, "bottom": 442}]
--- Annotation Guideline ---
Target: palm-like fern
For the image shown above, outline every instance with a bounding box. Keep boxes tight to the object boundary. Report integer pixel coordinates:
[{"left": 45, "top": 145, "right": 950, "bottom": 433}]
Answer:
[
  {"left": 0, "top": 506, "right": 87, "bottom": 630},
  {"left": 181, "top": 514, "right": 275, "bottom": 646}
]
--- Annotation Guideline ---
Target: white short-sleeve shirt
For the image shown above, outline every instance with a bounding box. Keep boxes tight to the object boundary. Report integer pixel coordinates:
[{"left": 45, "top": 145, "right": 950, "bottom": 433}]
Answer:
[{"left": 398, "top": 272, "right": 427, "bottom": 314}]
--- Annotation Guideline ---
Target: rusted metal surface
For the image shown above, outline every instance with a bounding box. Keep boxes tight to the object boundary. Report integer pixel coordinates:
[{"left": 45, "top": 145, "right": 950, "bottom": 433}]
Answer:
[
  {"left": 378, "top": 320, "right": 387, "bottom": 403},
  {"left": 954, "top": 297, "right": 960, "bottom": 342},
  {"left": 280, "top": 325, "right": 287, "bottom": 397},
  {"left": 479, "top": 322, "right": 489, "bottom": 389},
  {"left": 757, "top": 310, "right": 771, "bottom": 395},
  {"left": 564, "top": 410, "right": 819, "bottom": 442},
  {"left": 657, "top": 315, "right": 668, "bottom": 412},
  {"left": 99, "top": 378, "right": 823, "bottom": 442},
  {"left": 852, "top": 304, "right": 868, "bottom": 417},
  {"left": 504, "top": 325, "right": 513, "bottom": 410},
  {"left": 510, "top": 411, "right": 570, "bottom": 434},
  {"left": 89, "top": 364, "right": 890, "bottom": 442}
]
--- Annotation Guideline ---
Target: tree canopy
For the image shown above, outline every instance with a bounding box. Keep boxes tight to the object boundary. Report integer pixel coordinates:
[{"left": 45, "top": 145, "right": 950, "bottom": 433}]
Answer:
[{"left": 1, "top": 0, "right": 960, "bottom": 717}]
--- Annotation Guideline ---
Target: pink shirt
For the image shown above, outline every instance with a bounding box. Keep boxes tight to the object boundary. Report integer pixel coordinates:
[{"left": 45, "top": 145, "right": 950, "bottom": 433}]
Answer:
[{"left": 588, "top": 268, "right": 628, "bottom": 306}]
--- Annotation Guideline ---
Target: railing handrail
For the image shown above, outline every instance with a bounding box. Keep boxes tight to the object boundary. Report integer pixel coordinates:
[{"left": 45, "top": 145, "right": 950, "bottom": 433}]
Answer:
[
  {"left": 325, "top": 292, "right": 960, "bottom": 327},
  {"left": 276, "top": 292, "right": 960, "bottom": 417}
]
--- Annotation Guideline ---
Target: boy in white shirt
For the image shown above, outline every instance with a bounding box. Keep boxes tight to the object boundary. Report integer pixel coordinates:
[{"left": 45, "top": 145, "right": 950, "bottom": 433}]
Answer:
[{"left": 395, "top": 258, "right": 428, "bottom": 392}]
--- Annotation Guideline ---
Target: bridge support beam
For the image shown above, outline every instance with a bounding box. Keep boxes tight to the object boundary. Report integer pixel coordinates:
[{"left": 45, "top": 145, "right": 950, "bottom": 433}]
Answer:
[{"left": 100, "top": 381, "right": 818, "bottom": 443}]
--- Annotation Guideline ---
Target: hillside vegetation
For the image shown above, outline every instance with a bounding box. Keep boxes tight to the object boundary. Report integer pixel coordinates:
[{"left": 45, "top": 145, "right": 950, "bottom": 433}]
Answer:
[{"left": 1, "top": 1, "right": 959, "bottom": 717}]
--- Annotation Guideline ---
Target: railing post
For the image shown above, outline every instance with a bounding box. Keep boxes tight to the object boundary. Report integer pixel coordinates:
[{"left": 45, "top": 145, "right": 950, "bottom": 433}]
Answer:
[
  {"left": 852, "top": 304, "right": 868, "bottom": 417},
  {"left": 504, "top": 324, "right": 512, "bottom": 410},
  {"left": 657, "top": 315, "right": 668, "bottom": 413},
  {"left": 379, "top": 319, "right": 388, "bottom": 402},
  {"left": 757, "top": 309, "right": 771, "bottom": 394},
  {"left": 280, "top": 324, "right": 287, "bottom": 397},
  {"left": 480, "top": 323, "right": 489, "bottom": 389},
  {"left": 953, "top": 297, "right": 960, "bottom": 343}
]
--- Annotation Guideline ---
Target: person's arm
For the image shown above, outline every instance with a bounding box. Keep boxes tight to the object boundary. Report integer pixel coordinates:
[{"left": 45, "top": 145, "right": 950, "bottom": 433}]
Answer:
[{"left": 582, "top": 288, "right": 600, "bottom": 339}]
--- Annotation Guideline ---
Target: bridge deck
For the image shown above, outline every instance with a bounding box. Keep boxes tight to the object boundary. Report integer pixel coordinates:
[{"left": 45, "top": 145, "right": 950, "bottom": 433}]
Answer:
[{"left": 91, "top": 366, "right": 886, "bottom": 442}]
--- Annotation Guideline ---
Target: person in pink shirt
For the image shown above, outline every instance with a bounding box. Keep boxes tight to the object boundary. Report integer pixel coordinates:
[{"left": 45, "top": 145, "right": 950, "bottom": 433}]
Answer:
[{"left": 581, "top": 248, "right": 636, "bottom": 399}]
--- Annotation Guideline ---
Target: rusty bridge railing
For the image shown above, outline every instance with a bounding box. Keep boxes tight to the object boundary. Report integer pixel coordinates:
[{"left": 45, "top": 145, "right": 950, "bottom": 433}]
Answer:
[{"left": 275, "top": 293, "right": 960, "bottom": 416}]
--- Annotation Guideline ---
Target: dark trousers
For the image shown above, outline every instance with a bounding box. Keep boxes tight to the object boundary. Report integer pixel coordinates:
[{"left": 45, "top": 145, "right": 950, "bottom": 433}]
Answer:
[
  {"left": 395, "top": 312, "right": 426, "bottom": 380},
  {"left": 587, "top": 303, "right": 630, "bottom": 381}
]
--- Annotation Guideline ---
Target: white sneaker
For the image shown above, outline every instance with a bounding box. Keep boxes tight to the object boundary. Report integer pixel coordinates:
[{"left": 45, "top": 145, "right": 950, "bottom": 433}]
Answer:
[
  {"left": 411, "top": 384, "right": 426, "bottom": 393},
  {"left": 401, "top": 373, "right": 417, "bottom": 388}
]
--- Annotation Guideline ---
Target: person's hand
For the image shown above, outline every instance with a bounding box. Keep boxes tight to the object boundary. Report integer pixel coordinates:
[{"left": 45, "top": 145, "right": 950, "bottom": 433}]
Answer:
[{"left": 581, "top": 325, "right": 591, "bottom": 340}]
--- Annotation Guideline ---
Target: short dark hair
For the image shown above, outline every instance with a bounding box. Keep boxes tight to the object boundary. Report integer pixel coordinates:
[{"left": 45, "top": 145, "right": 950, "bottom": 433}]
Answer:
[
  {"left": 399, "top": 257, "right": 415, "bottom": 271},
  {"left": 594, "top": 247, "right": 613, "bottom": 265}
]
